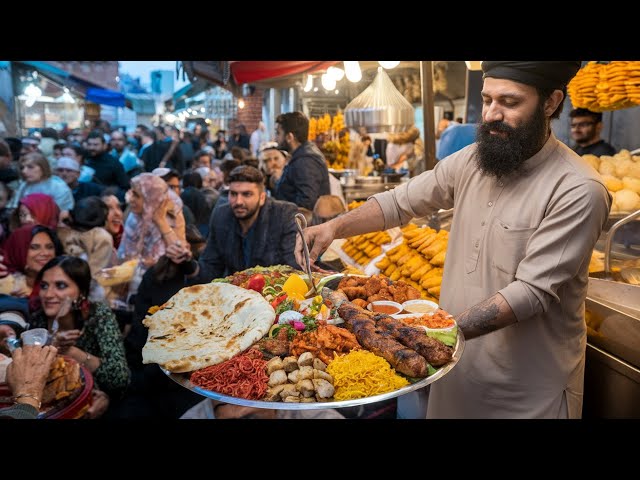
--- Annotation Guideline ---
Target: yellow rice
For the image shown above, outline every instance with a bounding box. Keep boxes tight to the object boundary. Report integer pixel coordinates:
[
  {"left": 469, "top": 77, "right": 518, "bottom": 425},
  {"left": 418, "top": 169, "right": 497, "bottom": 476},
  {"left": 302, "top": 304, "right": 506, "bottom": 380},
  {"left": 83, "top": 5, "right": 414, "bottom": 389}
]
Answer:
[{"left": 326, "top": 350, "right": 409, "bottom": 400}]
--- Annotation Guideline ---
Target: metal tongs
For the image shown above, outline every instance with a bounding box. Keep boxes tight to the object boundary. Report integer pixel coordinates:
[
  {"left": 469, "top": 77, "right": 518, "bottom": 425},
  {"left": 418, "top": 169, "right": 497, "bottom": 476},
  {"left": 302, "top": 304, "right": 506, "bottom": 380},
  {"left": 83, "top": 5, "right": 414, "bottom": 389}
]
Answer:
[{"left": 294, "top": 213, "right": 319, "bottom": 296}]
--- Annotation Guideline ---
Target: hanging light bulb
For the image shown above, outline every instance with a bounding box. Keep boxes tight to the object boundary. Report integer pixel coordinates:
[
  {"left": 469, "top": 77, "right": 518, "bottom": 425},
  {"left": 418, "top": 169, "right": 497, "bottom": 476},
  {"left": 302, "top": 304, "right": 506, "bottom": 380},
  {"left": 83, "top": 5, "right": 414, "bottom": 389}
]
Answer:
[
  {"left": 327, "top": 66, "right": 344, "bottom": 81},
  {"left": 238, "top": 98, "right": 245, "bottom": 109},
  {"left": 321, "top": 73, "right": 336, "bottom": 91},
  {"left": 344, "top": 61, "right": 362, "bottom": 82},
  {"left": 303, "top": 75, "right": 313, "bottom": 92},
  {"left": 378, "top": 61, "right": 400, "bottom": 69}
]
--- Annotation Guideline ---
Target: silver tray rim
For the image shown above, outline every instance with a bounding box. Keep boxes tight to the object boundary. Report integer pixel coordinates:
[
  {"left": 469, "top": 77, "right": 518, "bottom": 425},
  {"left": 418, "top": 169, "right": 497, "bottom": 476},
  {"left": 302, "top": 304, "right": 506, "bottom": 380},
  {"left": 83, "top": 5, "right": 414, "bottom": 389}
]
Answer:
[{"left": 164, "top": 328, "right": 465, "bottom": 410}]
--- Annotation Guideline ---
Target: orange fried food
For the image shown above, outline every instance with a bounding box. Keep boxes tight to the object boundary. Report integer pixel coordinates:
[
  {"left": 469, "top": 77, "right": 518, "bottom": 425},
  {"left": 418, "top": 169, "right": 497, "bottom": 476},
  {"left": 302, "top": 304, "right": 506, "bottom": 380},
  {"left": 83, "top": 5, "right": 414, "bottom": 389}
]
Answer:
[
  {"left": 368, "top": 289, "right": 394, "bottom": 303},
  {"left": 388, "top": 281, "right": 421, "bottom": 304},
  {"left": 352, "top": 298, "right": 369, "bottom": 309},
  {"left": 363, "top": 275, "right": 391, "bottom": 298},
  {"left": 290, "top": 324, "right": 361, "bottom": 364},
  {"left": 338, "top": 276, "right": 368, "bottom": 289},
  {"left": 340, "top": 286, "right": 368, "bottom": 300}
]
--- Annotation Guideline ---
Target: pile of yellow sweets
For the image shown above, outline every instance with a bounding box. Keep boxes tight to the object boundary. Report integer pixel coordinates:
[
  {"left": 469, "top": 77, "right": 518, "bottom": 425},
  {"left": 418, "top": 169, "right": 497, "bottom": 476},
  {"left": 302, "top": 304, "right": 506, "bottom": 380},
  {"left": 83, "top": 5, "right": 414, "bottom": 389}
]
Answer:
[
  {"left": 375, "top": 224, "right": 447, "bottom": 301},
  {"left": 568, "top": 61, "right": 640, "bottom": 111},
  {"left": 341, "top": 231, "right": 392, "bottom": 266}
]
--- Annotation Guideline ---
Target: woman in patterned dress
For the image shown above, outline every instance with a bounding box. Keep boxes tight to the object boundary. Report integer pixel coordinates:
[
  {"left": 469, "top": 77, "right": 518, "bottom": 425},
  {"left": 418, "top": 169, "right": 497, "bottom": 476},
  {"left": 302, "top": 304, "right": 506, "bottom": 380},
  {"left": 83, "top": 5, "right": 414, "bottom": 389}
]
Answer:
[{"left": 29, "top": 255, "right": 130, "bottom": 418}]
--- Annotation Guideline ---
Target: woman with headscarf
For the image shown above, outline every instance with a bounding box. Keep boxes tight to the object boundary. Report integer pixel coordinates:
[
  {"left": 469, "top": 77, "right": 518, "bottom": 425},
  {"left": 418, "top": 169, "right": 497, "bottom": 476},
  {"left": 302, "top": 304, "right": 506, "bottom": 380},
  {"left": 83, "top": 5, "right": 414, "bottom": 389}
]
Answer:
[
  {"left": 118, "top": 173, "right": 185, "bottom": 271},
  {"left": 8, "top": 192, "right": 59, "bottom": 232},
  {"left": 0, "top": 225, "right": 63, "bottom": 299}
]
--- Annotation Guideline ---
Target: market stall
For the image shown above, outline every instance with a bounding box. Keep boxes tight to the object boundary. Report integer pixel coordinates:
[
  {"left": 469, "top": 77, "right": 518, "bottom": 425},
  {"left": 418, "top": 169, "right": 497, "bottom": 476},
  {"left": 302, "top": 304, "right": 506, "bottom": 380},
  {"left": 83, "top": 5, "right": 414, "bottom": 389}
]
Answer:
[{"left": 568, "top": 61, "right": 640, "bottom": 417}]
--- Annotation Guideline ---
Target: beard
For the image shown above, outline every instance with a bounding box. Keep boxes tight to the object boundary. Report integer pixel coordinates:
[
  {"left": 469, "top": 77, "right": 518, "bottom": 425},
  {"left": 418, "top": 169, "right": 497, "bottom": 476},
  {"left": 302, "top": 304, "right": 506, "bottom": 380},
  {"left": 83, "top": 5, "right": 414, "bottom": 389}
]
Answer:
[
  {"left": 232, "top": 202, "right": 261, "bottom": 220},
  {"left": 277, "top": 137, "right": 291, "bottom": 153},
  {"left": 476, "top": 103, "right": 548, "bottom": 179}
]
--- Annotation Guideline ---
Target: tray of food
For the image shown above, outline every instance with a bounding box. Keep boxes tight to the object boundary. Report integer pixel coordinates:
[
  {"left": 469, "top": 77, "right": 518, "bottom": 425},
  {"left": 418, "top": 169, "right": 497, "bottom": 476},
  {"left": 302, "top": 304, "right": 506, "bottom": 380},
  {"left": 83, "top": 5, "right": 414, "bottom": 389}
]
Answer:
[
  {"left": 0, "top": 355, "right": 93, "bottom": 419},
  {"left": 142, "top": 268, "right": 464, "bottom": 410}
]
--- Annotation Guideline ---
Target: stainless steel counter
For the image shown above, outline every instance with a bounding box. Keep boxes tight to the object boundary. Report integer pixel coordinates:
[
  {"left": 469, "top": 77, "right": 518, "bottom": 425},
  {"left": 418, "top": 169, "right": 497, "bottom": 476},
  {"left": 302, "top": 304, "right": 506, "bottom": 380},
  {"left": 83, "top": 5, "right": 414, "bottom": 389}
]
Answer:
[
  {"left": 584, "top": 278, "right": 640, "bottom": 418},
  {"left": 342, "top": 182, "right": 403, "bottom": 203}
]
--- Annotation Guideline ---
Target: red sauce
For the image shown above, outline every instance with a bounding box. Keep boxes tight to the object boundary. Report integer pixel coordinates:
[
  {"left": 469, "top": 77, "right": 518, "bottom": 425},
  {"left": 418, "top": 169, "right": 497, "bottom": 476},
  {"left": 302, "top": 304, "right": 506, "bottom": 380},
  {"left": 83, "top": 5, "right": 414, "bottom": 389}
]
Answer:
[{"left": 371, "top": 303, "right": 400, "bottom": 314}]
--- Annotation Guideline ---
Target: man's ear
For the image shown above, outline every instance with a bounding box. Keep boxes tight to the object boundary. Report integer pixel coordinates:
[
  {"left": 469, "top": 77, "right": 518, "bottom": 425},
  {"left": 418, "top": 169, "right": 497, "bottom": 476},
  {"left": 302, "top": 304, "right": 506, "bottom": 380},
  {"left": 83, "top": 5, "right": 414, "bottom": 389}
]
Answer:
[
  {"left": 259, "top": 191, "right": 267, "bottom": 206},
  {"left": 545, "top": 90, "right": 565, "bottom": 117}
]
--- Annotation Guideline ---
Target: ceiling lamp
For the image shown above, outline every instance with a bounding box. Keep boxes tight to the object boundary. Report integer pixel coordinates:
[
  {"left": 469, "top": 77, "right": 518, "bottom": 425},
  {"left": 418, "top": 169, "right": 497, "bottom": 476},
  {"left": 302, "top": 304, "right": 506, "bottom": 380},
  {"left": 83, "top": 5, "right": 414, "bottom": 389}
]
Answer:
[
  {"left": 327, "top": 66, "right": 345, "bottom": 81},
  {"left": 321, "top": 73, "right": 336, "bottom": 91},
  {"left": 378, "top": 61, "right": 400, "bottom": 69},
  {"left": 303, "top": 75, "right": 313, "bottom": 92},
  {"left": 344, "top": 61, "right": 362, "bottom": 82}
]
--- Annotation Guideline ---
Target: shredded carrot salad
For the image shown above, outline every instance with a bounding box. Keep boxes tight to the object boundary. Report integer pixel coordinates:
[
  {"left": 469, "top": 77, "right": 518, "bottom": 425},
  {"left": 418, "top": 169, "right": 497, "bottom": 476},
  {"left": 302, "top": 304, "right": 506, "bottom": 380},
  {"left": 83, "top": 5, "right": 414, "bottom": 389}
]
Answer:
[{"left": 190, "top": 349, "right": 269, "bottom": 400}]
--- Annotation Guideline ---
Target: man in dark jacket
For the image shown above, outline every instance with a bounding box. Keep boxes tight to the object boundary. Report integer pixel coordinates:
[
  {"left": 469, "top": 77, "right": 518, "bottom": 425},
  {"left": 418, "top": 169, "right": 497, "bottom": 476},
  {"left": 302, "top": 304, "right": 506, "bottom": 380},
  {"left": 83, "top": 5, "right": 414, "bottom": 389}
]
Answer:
[
  {"left": 84, "top": 131, "right": 130, "bottom": 199},
  {"left": 274, "top": 111, "right": 330, "bottom": 211},
  {"left": 166, "top": 166, "right": 299, "bottom": 283}
]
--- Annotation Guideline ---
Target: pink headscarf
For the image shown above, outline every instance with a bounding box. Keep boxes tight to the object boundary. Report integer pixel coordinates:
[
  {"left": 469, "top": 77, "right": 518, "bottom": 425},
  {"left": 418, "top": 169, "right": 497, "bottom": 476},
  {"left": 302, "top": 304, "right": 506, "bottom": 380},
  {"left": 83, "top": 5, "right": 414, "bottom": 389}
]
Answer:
[
  {"left": 118, "top": 173, "right": 184, "bottom": 264},
  {"left": 20, "top": 193, "right": 60, "bottom": 229}
]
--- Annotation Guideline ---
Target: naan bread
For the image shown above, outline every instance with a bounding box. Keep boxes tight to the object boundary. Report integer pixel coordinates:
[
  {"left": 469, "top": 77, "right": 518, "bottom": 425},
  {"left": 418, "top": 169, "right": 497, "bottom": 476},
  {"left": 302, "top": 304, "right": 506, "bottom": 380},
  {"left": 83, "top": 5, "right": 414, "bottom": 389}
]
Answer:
[{"left": 142, "top": 283, "right": 275, "bottom": 373}]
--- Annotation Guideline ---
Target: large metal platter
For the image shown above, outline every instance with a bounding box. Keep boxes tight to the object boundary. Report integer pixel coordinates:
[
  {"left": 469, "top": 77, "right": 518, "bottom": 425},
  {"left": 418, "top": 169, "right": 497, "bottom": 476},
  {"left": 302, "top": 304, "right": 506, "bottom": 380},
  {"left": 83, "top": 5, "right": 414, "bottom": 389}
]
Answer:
[{"left": 164, "top": 328, "right": 465, "bottom": 410}]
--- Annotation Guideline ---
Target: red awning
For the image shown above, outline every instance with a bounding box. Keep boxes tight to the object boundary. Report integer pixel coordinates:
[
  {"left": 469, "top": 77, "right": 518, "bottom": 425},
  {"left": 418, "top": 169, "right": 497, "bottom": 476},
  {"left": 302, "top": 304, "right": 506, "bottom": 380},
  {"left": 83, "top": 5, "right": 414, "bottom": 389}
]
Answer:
[{"left": 230, "top": 61, "right": 339, "bottom": 84}]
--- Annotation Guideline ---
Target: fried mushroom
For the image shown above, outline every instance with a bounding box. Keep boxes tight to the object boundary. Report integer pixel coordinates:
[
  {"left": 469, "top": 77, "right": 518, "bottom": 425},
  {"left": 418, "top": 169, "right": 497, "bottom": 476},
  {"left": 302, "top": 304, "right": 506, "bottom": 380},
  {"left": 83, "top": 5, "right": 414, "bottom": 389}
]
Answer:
[
  {"left": 268, "top": 369, "right": 288, "bottom": 387},
  {"left": 266, "top": 357, "right": 284, "bottom": 375},
  {"left": 282, "top": 356, "right": 299, "bottom": 372}
]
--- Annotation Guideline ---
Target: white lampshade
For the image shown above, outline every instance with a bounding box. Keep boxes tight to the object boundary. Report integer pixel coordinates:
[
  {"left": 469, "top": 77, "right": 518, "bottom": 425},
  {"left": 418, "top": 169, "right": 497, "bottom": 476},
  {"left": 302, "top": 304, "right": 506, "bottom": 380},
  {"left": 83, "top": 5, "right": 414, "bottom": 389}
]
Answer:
[
  {"left": 378, "top": 61, "right": 400, "bottom": 69},
  {"left": 344, "top": 61, "right": 362, "bottom": 82}
]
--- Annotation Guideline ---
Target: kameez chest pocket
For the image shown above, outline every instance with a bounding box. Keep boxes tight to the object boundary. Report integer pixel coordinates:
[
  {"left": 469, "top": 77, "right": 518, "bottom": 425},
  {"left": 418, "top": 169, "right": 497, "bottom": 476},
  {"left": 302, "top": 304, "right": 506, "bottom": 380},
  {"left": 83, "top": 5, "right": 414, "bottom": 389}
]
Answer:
[{"left": 489, "top": 218, "right": 537, "bottom": 277}]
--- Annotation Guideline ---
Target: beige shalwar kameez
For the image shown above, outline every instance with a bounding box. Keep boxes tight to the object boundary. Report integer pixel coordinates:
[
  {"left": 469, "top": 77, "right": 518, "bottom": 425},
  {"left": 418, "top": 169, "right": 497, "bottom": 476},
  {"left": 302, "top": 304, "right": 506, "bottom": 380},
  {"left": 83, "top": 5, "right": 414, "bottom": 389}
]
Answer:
[{"left": 372, "top": 134, "right": 611, "bottom": 418}]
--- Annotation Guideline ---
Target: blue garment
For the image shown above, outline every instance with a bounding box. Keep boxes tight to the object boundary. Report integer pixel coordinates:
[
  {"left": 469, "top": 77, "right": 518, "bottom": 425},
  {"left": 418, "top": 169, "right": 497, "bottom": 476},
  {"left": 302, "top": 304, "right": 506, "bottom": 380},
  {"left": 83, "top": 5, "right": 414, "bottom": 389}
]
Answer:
[
  {"left": 437, "top": 123, "right": 478, "bottom": 160},
  {"left": 112, "top": 148, "right": 142, "bottom": 174},
  {"left": 79, "top": 165, "right": 96, "bottom": 183}
]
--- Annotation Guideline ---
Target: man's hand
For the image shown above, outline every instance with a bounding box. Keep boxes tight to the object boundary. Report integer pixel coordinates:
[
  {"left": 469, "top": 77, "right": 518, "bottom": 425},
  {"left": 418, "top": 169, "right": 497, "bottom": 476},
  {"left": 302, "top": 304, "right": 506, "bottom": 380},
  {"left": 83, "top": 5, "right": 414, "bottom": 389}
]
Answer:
[
  {"left": 165, "top": 241, "right": 192, "bottom": 265},
  {"left": 294, "top": 221, "right": 338, "bottom": 269},
  {"left": 7, "top": 345, "right": 58, "bottom": 400}
]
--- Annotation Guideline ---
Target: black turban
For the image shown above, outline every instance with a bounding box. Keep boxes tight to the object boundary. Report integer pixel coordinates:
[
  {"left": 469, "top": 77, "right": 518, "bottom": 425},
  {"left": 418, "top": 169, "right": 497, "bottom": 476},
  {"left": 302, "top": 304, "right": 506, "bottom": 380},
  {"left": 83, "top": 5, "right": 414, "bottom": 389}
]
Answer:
[{"left": 481, "top": 61, "right": 582, "bottom": 90}]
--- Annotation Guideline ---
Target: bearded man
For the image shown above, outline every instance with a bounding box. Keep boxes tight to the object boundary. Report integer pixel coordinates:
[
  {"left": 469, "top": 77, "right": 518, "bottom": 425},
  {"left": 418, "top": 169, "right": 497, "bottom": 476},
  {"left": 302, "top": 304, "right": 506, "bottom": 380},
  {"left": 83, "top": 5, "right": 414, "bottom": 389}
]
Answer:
[
  {"left": 296, "top": 61, "right": 612, "bottom": 418},
  {"left": 166, "top": 166, "right": 299, "bottom": 283}
]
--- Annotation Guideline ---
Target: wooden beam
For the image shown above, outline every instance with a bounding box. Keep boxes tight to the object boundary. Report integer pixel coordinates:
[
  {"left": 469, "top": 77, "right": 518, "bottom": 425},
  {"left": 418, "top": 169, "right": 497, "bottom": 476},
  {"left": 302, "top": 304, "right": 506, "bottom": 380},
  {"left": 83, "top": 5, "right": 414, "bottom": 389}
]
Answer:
[{"left": 420, "top": 61, "right": 436, "bottom": 173}]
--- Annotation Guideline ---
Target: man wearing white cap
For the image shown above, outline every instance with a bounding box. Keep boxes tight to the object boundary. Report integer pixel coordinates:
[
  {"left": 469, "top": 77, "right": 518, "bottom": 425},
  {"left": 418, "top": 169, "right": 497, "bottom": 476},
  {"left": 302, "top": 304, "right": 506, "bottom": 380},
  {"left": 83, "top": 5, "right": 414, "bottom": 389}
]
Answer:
[{"left": 56, "top": 156, "right": 104, "bottom": 204}]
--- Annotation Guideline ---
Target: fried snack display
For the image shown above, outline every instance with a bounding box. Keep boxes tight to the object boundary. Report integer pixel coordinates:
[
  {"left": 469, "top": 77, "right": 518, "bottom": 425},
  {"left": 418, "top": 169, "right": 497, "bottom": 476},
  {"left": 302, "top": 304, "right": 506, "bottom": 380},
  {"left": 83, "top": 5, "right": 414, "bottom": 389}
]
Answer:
[
  {"left": 585, "top": 149, "right": 640, "bottom": 213},
  {"left": 337, "top": 274, "right": 421, "bottom": 304},
  {"left": 568, "top": 61, "right": 640, "bottom": 112},
  {"left": 341, "top": 230, "right": 393, "bottom": 266},
  {"left": 374, "top": 223, "right": 447, "bottom": 301}
]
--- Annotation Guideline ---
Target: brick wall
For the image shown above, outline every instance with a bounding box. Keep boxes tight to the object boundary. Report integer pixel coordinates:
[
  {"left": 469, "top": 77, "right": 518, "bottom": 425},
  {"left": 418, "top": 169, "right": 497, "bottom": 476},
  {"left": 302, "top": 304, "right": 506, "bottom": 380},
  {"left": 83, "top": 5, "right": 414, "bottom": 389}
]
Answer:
[{"left": 236, "top": 87, "right": 264, "bottom": 133}]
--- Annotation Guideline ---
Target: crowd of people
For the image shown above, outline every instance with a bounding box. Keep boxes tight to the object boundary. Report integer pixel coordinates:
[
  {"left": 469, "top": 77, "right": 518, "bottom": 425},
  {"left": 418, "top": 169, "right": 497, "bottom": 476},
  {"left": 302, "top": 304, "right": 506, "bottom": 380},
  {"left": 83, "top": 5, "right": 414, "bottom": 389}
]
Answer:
[{"left": 0, "top": 112, "right": 353, "bottom": 419}]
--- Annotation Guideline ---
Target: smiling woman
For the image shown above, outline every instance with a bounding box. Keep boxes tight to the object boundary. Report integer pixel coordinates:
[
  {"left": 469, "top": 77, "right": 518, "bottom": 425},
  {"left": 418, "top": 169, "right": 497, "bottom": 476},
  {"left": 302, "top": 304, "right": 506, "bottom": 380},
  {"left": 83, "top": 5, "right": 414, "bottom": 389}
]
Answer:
[
  {"left": 0, "top": 225, "right": 63, "bottom": 299},
  {"left": 27, "top": 255, "right": 131, "bottom": 417}
]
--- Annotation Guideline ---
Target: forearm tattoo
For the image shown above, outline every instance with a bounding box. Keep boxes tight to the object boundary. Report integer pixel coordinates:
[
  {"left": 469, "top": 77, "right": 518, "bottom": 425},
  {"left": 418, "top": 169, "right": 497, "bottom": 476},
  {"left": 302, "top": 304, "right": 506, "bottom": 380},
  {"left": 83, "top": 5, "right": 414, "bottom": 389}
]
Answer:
[{"left": 456, "top": 293, "right": 516, "bottom": 340}]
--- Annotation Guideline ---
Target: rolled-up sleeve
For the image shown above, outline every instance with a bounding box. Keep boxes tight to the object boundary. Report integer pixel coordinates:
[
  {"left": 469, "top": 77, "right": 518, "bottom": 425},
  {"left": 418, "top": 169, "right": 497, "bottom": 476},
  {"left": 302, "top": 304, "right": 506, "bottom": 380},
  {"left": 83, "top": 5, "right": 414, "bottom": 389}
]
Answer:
[{"left": 499, "top": 179, "right": 611, "bottom": 321}]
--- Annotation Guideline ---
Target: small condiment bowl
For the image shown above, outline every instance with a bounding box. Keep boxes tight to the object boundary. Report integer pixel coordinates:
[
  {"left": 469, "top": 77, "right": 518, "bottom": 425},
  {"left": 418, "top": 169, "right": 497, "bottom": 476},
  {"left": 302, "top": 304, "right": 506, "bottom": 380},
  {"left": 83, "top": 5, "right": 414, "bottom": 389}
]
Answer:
[
  {"left": 367, "top": 300, "right": 403, "bottom": 315},
  {"left": 401, "top": 299, "right": 439, "bottom": 315}
]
